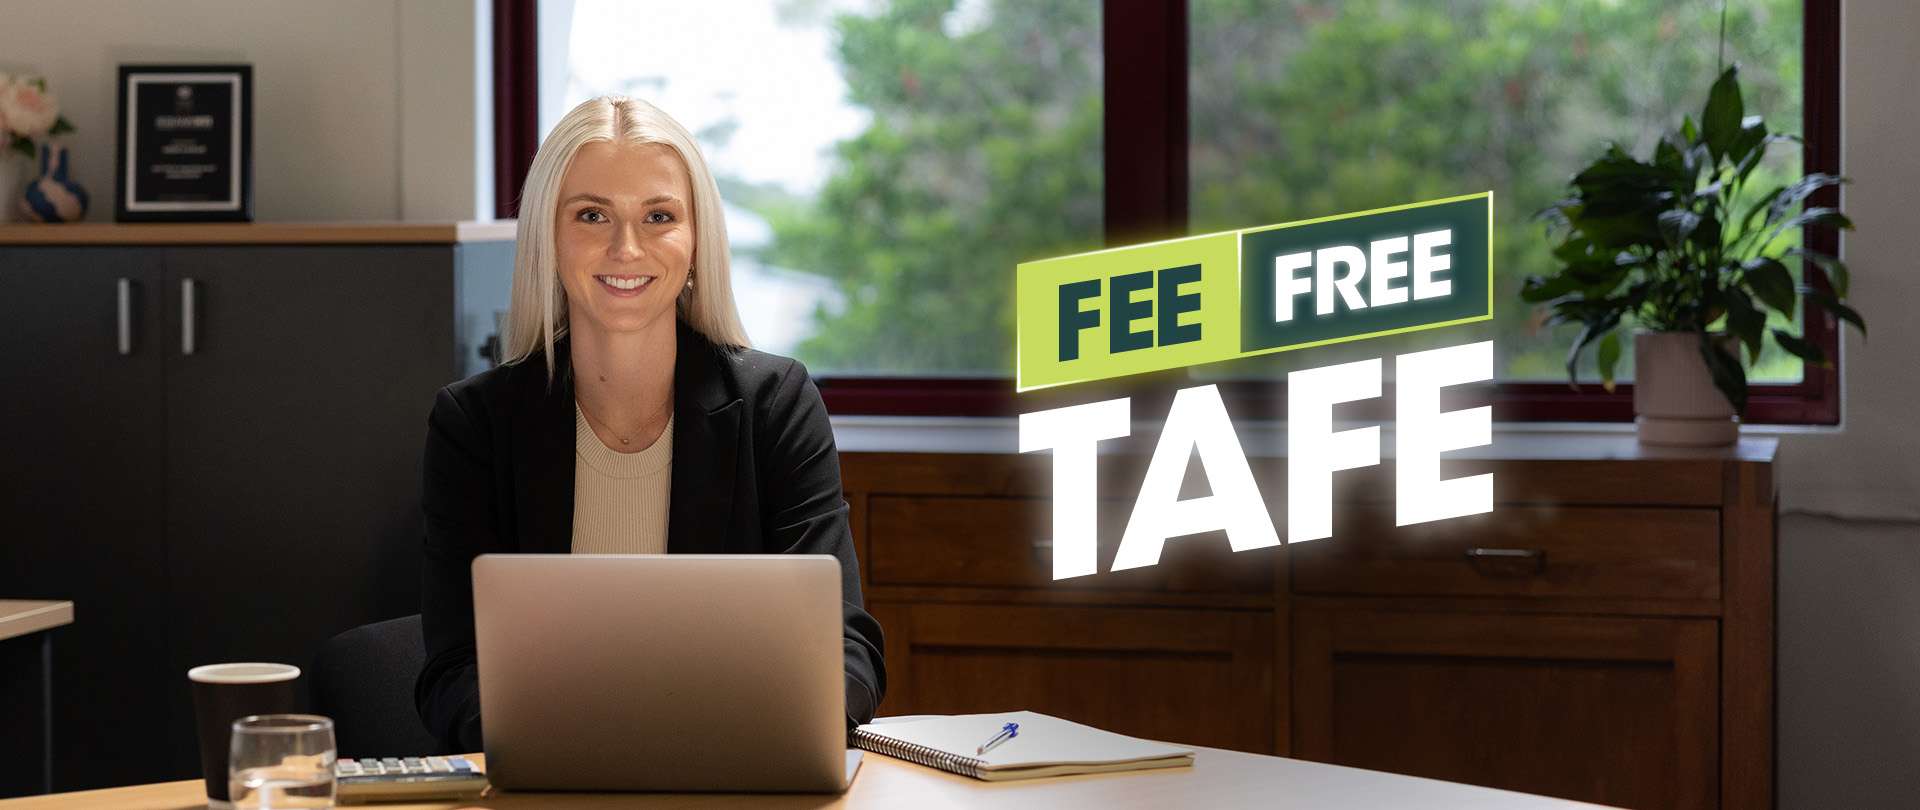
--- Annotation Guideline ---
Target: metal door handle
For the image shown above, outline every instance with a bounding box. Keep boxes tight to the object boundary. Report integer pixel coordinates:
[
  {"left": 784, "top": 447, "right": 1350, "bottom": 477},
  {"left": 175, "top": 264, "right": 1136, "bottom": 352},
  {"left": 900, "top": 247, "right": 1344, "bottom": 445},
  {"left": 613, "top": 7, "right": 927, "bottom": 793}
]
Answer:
[
  {"left": 1464, "top": 547, "right": 1546, "bottom": 573},
  {"left": 181, "top": 278, "right": 197, "bottom": 355},
  {"left": 116, "top": 278, "right": 132, "bottom": 355},
  {"left": 1464, "top": 548, "right": 1541, "bottom": 559}
]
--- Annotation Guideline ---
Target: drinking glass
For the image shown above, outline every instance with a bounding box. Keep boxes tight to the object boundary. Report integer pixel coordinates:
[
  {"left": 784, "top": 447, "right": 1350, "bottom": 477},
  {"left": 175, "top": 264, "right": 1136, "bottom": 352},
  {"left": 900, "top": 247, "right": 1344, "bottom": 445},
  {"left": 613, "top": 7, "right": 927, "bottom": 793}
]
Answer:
[{"left": 228, "top": 714, "right": 336, "bottom": 809}]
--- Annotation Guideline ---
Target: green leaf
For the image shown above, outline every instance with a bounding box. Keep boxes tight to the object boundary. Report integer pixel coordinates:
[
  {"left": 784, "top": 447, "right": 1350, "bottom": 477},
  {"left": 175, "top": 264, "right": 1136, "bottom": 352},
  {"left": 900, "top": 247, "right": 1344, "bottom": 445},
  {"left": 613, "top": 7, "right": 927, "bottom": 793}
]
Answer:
[
  {"left": 1689, "top": 212, "right": 1723, "bottom": 251},
  {"left": 1654, "top": 134, "right": 1685, "bottom": 175},
  {"left": 1760, "top": 207, "right": 1852, "bottom": 250},
  {"left": 1741, "top": 186, "right": 1787, "bottom": 235},
  {"left": 1725, "top": 115, "right": 1767, "bottom": 167},
  {"left": 1741, "top": 258, "right": 1797, "bottom": 315},
  {"left": 1804, "top": 289, "right": 1867, "bottom": 337},
  {"left": 8, "top": 136, "right": 32, "bottom": 161},
  {"left": 1658, "top": 209, "right": 1701, "bottom": 246},
  {"left": 1596, "top": 331, "right": 1622, "bottom": 393},
  {"left": 1765, "top": 174, "right": 1845, "bottom": 228},
  {"left": 1565, "top": 314, "right": 1622, "bottom": 390},
  {"left": 47, "top": 117, "right": 74, "bottom": 136},
  {"left": 1521, "top": 273, "right": 1581, "bottom": 303},
  {"left": 1723, "top": 289, "right": 1766, "bottom": 363},
  {"left": 1733, "top": 133, "right": 1798, "bottom": 188},
  {"left": 1698, "top": 332, "right": 1749, "bottom": 414},
  {"left": 1771, "top": 328, "right": 1828, "bottom": 367},
  {"left": 1781, "top": 207, "right": 1853, "bottom": 232},
  {"left": 1681, "top": 114, "right": 1699, "bottom": 145},
  {"left": 1701, "top": 66, "right": 1744, "bottom": 162},
  {"left": 1788, "top": 248, "right": 1850, "bottom": 297},
  {"left": 1572, "top": 146, "right": 1684, "bottom": 203}
]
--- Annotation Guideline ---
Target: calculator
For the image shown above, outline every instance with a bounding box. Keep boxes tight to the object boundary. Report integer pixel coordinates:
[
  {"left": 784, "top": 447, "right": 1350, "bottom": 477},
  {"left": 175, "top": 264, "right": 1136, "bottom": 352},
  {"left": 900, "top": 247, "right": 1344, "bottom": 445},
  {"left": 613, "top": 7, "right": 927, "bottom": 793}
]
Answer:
[{"left": 333, "top": 755, "right": 488, "bottom": 804}]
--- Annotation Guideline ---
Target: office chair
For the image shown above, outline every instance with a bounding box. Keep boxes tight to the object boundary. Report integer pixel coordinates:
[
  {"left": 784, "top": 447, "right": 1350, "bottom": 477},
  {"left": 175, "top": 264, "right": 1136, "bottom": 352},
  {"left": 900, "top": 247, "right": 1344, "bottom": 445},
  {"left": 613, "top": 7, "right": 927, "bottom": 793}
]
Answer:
[{"left": 311, "top": 614, "right": 446, "bottom": 758}]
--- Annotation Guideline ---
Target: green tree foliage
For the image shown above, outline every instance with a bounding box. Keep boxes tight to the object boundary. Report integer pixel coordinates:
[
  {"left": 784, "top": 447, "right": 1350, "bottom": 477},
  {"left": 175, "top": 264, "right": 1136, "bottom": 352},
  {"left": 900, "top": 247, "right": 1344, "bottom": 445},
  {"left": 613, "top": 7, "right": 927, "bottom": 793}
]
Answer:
[
  {"left": 751, "top": 0, "right": 1804, "bottom": 380},
  {"left": 757, "top": 0, "right": 1102, "bottom": 373}
]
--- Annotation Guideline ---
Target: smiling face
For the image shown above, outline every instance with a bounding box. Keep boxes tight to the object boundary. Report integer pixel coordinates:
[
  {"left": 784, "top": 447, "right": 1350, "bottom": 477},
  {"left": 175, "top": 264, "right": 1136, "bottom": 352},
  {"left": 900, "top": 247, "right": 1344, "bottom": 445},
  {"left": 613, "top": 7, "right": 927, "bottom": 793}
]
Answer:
[{"left": 554, "top": 140, "right": 696, "bottom": 338}]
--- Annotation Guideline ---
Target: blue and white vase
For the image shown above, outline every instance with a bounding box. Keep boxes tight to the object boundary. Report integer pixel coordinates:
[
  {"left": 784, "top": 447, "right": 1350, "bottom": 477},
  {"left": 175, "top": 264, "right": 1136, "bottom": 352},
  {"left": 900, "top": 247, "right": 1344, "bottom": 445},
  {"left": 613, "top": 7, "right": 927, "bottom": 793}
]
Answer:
[{"left": 19, "top": 141, "right": 88, "bottom": 223}]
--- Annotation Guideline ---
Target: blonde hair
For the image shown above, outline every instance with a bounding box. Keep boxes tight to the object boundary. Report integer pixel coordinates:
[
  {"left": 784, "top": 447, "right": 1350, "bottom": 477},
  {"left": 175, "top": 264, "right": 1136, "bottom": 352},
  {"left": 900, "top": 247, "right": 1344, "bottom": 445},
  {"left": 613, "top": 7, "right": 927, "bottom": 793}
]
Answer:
[{"left": 501, "top": 96, "right": 750, "bottom": 383}]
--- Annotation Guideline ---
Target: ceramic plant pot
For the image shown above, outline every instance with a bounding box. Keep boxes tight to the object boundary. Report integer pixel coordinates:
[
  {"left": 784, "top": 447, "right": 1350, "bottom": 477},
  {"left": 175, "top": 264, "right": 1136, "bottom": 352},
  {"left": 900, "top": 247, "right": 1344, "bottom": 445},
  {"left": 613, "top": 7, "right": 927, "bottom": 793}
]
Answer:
[{"left": 1632, "top": 330, "right": 1738, "bottom": 447}]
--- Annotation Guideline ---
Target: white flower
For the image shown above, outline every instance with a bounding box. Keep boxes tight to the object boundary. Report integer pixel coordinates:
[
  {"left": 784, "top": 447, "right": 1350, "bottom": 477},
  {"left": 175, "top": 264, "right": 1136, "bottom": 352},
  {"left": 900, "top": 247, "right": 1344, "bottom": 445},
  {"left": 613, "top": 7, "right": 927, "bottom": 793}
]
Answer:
[{"left": 0, "top": 77, "right": 60, "bottom": 139}]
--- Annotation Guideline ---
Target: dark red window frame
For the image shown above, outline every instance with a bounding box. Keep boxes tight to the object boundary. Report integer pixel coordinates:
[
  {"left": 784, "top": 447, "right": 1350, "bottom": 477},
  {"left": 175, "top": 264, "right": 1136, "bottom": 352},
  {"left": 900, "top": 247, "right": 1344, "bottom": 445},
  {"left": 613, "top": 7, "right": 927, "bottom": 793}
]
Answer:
[{"left": 496, "top": 0, "right": 1842, "bottom": 423}]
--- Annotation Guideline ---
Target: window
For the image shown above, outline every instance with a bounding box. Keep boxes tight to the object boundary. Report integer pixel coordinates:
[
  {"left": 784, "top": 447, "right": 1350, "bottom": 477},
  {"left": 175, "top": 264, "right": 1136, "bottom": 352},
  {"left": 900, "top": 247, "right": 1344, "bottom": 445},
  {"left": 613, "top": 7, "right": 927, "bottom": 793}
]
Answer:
[
  {"left": 545, "top": 0, "right": 1103, "bottom": 375},
  {"left": 1189, "top": 0, "right": 1807, "bottom": 386},
  {"left": 507, "top": 0, "right": 1839, "bottom": 422}
]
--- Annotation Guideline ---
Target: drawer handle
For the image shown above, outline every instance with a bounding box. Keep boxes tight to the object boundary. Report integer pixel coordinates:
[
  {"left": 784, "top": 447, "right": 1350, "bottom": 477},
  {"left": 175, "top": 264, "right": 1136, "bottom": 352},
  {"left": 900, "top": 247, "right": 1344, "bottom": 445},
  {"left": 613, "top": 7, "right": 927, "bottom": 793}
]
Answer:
[
  {"left": 116, "top": 278, "right": 132, "bottom": 355},
  {"left": 180, "top": 278, "right": 197, "bottom": 356},
  {"left": 1464, "top": 547, "right": 1541, "bottom": 559},
  {"left": 1465, "top": 547, "right": 1546, "bottom": 573}
]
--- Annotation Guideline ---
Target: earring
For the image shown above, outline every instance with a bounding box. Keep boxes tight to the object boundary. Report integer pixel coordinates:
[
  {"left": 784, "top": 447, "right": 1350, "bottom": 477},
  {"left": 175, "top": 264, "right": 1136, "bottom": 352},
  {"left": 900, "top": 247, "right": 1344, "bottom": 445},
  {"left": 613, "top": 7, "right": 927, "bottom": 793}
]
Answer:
[{"left": 685, "top": 269, "right": 695, "bottom": 290}]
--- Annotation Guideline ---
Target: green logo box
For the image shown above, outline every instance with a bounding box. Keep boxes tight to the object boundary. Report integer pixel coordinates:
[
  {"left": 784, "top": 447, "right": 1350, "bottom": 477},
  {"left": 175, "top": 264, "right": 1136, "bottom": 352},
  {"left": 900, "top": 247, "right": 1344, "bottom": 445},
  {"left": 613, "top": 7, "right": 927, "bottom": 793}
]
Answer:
[{"left": 1016, "top": 192, "right": 1492, "bottom": 391}]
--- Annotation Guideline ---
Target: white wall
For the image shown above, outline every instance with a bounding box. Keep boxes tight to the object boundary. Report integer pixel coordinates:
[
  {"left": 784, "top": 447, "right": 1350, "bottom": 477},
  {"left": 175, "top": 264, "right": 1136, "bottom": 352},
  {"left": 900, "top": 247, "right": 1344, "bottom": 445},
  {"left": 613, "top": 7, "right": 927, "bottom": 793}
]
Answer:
[
  {"left": 1775, "top": 2, "right": 1920, "bottom": 808},
  {"left": 0, "top": 0, "right": 490, "bottom": 222}
]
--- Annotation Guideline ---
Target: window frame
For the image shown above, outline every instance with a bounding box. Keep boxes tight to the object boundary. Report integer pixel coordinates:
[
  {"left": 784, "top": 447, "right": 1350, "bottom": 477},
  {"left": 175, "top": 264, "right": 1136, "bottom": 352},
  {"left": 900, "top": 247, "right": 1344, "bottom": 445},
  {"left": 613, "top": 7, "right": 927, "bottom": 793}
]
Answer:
[{"left": 500, "top": 0, "right": 1843, "bottom": 423}]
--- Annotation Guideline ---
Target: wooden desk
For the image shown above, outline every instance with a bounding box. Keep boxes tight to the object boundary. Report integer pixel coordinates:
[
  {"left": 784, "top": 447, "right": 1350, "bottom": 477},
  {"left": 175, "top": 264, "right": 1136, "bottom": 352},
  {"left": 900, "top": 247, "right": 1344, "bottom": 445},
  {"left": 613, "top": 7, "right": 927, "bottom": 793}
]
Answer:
[
  {"left": 0, "top": 749, "right": 1608, "bottom": 809},
  {"left": 0, "top": 601, "right": 74, "bottom": 797},
  {"left": 0, "top": 602, "right": 73, "bottom": 643}
]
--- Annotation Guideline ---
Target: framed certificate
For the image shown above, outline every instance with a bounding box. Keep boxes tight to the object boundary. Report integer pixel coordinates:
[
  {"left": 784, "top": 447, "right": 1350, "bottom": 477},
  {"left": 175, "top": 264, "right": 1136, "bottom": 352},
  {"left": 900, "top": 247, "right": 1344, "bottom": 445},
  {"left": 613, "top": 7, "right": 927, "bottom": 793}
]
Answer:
[{"left": 115, "top": 64, "right": 253, "bottom": 222}]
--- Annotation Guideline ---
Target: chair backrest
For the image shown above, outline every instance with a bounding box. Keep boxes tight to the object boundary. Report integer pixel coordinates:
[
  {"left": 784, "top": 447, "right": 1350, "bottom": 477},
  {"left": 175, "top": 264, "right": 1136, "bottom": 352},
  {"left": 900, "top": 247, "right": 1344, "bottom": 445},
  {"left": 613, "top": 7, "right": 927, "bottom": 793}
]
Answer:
[{"left": 311, "top": 614, "right": 445, "bottom": 758}]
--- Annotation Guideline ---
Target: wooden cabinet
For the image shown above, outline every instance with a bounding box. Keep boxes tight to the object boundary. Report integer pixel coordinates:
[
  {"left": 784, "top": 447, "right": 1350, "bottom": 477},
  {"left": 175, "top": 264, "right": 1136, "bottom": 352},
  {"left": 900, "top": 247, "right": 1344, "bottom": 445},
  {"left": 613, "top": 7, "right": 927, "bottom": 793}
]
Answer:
[
  {"left": 1292, "top": 606, "right": 1718, "bottom": 810},
  {"left": 1290, "top": 504, "right": 1722, "bottom": 601},
  {"left": 873, "top": 602, "right": 1273, "bottom": 753},
  {"left": 841, "top": 442, "right": 1776, "bottom": 809},
  {"left": 0, "top": 226, "right": 515, "bottom": 792}
]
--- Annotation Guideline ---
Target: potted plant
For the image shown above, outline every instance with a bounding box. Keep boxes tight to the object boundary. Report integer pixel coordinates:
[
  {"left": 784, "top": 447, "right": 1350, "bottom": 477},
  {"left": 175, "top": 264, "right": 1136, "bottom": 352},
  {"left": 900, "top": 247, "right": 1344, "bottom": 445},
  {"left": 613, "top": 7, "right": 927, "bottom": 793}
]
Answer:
[{"left": 1524, "top": 64, "right": 1865, "bottom": 446}]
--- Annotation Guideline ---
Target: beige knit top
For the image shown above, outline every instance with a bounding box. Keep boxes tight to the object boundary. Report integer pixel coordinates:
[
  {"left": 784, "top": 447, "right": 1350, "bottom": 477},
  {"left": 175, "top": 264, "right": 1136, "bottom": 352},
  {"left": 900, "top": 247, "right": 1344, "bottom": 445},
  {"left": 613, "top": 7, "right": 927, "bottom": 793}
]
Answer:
[{"left": 569, "top": 400, "right": 673, "bottom": 554}]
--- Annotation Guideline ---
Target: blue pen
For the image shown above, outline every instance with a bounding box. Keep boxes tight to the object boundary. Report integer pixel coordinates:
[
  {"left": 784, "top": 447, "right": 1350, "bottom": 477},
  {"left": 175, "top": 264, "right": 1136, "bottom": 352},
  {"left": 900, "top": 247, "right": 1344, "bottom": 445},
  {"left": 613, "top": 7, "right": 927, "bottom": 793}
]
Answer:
[{"left": 976, "top": 722, "right": 1019, "bottom": 755}]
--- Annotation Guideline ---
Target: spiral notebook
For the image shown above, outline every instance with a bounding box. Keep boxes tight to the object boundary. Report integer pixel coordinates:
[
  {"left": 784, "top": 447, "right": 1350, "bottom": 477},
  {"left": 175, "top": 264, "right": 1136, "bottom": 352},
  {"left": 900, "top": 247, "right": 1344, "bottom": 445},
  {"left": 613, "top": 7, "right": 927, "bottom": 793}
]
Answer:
[{"left": 851, "top": 711, "right": 1195, "bottom": 782}]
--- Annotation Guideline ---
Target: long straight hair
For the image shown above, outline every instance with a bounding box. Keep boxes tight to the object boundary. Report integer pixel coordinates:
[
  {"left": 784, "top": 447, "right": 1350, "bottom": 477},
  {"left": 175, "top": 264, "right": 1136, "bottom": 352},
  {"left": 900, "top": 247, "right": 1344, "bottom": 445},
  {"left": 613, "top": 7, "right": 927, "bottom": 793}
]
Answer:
[{"left": 501, "top": 96, "right": 751, "bottom": 384}]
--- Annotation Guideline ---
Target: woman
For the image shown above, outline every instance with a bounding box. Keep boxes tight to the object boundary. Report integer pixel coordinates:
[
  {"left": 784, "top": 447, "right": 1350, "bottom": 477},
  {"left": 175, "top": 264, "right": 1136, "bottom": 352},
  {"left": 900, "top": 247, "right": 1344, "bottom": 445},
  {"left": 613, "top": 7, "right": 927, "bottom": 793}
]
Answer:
[{"left": 414, "top": 96, "right": 885, "bottom": 753}]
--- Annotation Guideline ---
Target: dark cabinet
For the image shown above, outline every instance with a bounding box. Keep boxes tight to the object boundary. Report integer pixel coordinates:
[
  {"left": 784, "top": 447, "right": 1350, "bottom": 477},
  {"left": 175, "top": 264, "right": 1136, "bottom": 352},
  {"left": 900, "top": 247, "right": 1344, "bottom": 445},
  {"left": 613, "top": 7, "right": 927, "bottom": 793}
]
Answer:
[
  {"left": 0, "top": 250, "right": 174, "bottom": 789},
  {"left": 0, "top": 237, "right": 513, "bottom": 791}
]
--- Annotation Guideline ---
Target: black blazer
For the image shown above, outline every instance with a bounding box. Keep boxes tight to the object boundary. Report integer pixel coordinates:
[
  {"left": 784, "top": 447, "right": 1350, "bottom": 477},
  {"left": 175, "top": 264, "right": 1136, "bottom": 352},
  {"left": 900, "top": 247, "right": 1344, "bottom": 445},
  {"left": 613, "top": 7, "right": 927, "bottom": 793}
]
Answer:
[{"left": 413, "top": 320, "right": 886, "bottom": 753}]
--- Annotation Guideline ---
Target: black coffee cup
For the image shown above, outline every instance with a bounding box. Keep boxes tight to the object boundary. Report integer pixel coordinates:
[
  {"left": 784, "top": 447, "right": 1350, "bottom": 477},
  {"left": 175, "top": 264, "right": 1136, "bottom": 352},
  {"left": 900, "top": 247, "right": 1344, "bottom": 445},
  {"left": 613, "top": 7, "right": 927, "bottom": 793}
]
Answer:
[{"left": 188, "top": 663, "right": 302, "bottom": 806}]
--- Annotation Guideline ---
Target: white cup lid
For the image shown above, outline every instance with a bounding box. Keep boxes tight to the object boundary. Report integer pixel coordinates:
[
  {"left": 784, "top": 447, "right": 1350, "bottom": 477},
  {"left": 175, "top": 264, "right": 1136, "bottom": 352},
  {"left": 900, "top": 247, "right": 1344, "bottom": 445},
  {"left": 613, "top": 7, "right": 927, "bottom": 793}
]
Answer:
[{"left": 188, "top": 662, "right": 301, "bottom": 684}]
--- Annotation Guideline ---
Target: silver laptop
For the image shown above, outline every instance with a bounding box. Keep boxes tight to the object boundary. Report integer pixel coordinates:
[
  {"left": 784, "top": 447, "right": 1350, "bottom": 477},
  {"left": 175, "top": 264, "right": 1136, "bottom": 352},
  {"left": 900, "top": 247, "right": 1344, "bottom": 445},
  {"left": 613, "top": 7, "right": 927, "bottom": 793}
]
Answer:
[{"left": 471, "top": 554, "right": 862, "bottom": 793}]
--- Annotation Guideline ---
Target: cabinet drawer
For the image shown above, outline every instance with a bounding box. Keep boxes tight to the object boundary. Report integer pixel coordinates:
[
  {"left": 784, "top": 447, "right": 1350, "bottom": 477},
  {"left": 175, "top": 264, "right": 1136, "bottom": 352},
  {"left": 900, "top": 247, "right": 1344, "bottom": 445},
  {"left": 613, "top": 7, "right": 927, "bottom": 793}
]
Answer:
[
  {"left": 1292, "top": 606, "right": 1718, "bottom": 809},
  {"left": 870, "top": 601, "right": 1275, "bottom": 753},
  {"left": 867, "top": 495, "right": 1273, "bottom": 594},
  {"left": 1291, "top": 505, "right": 1720, "bottom": 601}
]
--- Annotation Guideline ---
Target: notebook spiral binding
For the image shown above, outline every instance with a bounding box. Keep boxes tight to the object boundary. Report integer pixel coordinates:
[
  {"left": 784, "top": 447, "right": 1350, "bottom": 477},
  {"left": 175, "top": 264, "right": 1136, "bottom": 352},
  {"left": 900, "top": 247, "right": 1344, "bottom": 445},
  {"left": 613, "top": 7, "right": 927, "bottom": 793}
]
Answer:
[{"left": 852, "top": 727, "right": 985, "bottom": 779}]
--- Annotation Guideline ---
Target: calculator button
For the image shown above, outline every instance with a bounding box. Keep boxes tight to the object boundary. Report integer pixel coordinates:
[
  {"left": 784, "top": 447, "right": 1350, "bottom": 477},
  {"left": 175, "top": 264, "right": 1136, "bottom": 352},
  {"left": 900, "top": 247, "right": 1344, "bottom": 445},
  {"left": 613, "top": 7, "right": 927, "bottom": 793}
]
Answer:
[
  {"left": 336, "top": 761, "right": 362, "bottom": 775},
  {"left": 428, "top": 757, "right": 451, "bottom": 772},
  {"left": 447, "top": 756, "right": 473, "bottom": 772}
]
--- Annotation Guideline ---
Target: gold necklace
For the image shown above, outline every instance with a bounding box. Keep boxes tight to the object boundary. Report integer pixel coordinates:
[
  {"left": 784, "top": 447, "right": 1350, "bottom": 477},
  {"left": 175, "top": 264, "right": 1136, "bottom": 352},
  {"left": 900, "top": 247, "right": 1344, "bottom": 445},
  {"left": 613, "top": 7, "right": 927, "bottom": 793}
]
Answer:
[{"left": 576, "top": 380, "right": 671, "bottom": 447}]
